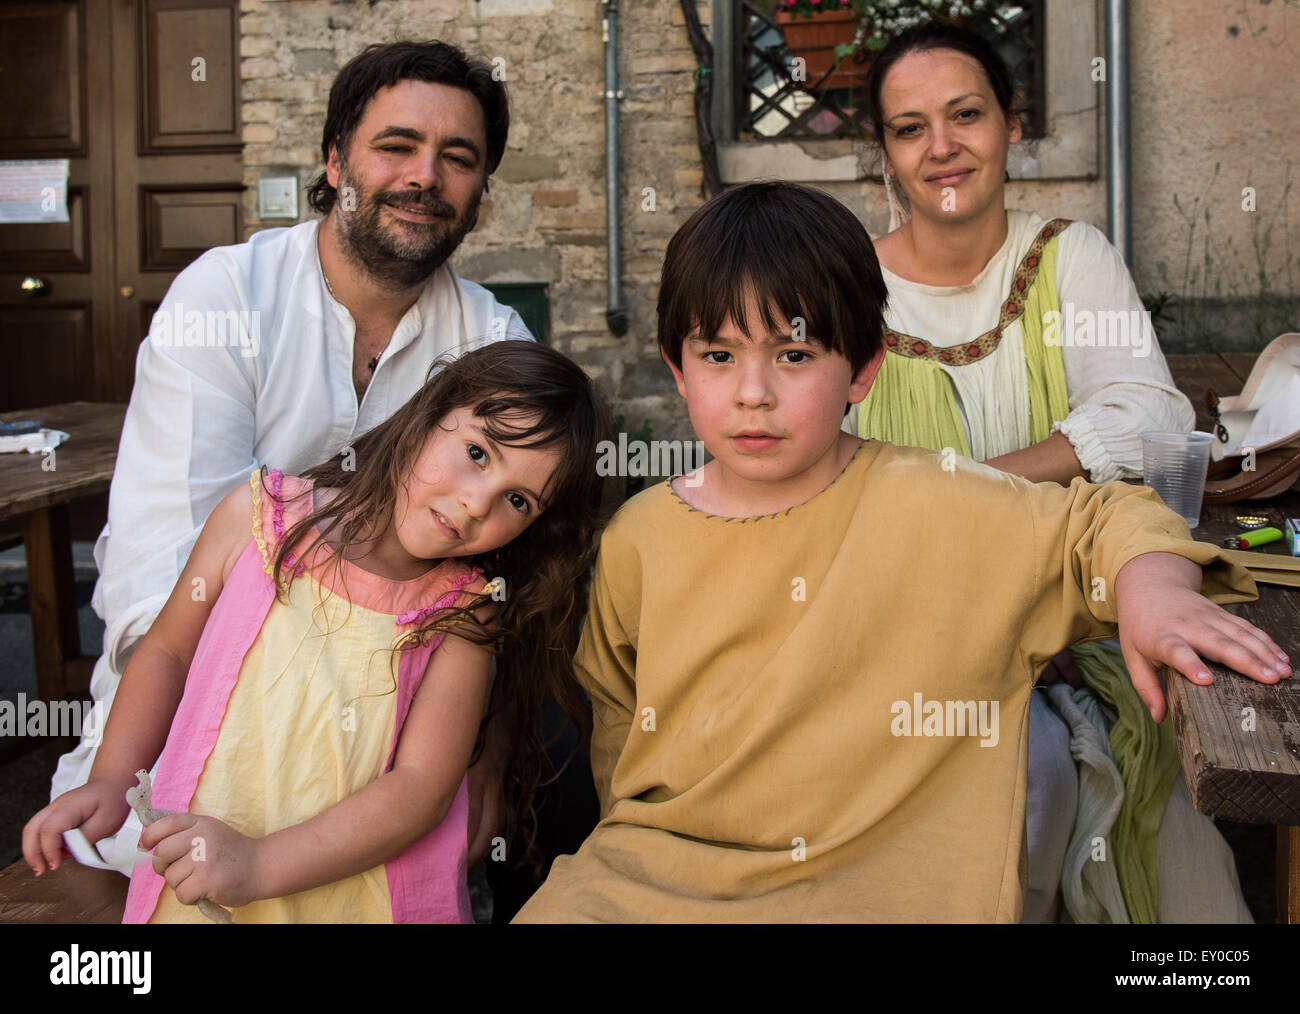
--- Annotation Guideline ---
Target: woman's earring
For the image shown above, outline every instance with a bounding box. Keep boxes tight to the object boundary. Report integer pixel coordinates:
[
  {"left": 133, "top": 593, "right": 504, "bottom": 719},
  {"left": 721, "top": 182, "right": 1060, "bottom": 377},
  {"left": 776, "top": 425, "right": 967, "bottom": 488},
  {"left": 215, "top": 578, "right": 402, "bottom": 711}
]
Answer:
[{"left": 884, "top": 171, "right": 910, "bottom": 231}]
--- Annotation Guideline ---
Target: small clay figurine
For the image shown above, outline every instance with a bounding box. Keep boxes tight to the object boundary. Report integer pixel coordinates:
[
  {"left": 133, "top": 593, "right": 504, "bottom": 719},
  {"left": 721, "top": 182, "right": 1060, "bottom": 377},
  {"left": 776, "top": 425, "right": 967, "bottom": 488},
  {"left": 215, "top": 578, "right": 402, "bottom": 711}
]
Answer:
[{"left": 126, "top": 770, "right": 234, "bottom": 925}]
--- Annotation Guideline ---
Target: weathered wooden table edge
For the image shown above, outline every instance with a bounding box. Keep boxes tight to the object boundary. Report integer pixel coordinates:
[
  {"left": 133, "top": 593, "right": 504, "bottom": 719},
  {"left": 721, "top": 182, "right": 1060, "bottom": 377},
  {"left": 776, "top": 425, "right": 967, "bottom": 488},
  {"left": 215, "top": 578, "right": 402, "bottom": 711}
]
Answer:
[{"left": 1164, "top": 352, "right": 1300, "bottom": 923}]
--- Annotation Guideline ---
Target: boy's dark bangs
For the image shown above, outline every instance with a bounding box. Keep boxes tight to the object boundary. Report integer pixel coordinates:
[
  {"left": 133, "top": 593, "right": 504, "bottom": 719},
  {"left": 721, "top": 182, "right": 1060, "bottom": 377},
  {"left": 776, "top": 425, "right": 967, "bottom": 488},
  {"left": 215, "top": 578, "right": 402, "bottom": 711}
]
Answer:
[{"left": 665, "top": 197, "right": 853, "bottom": 361}]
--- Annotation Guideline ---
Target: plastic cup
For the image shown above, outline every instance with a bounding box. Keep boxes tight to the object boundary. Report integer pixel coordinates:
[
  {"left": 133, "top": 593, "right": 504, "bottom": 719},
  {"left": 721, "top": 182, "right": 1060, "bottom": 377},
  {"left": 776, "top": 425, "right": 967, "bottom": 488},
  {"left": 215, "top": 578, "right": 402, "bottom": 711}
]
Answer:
[{"left": 1140, "top": 431, "right": 1214, "bottom": 528}]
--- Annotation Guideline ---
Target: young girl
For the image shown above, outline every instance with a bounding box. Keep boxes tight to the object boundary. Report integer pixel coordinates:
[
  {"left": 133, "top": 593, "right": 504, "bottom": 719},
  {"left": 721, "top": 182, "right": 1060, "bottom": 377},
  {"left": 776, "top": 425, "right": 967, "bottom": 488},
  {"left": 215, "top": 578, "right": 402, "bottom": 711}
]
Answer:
[{"left": 23, "top": 340, "right": 609, "bottom": 923}]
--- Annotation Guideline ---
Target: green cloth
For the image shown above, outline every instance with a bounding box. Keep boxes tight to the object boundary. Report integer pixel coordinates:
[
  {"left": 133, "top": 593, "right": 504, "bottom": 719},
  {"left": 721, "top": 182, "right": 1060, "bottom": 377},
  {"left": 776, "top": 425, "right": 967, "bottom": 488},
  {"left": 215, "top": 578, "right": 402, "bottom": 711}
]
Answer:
[
  {"left": 1020, "top": 233, "right": 1071, "bottom": 441},
  {"left": 1069, "top": 640, "right": 1181, "bottom": 924},
  {"left": 855, "top": 351, "right": 974, "bottom": 454},
  {"left": 856, "top": 226, "right": 1071, "bottom": 451}
]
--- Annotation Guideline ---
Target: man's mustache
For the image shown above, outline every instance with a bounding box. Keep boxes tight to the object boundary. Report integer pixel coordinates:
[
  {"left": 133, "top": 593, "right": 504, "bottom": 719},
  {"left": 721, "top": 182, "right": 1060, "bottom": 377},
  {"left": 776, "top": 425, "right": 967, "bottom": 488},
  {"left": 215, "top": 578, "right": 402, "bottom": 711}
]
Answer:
[{"left": 377, "top": 190, "right": 456, "bottom": 217}]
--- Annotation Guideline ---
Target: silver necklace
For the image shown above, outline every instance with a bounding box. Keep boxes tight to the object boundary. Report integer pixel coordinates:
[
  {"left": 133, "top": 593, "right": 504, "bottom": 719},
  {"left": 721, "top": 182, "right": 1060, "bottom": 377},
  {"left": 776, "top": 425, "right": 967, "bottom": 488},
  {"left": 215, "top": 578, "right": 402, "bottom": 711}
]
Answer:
[{"left": 323, "top": 269, "right": 379, "bottom": 373}]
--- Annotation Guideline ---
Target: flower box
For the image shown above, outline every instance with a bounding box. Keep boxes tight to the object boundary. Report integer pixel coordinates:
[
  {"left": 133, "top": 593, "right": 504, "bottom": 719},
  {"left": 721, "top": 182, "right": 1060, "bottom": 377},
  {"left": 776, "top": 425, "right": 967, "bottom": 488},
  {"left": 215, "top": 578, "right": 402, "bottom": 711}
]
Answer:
[{"left": 774, "top": 9, "right": 872, "bottom": 90}]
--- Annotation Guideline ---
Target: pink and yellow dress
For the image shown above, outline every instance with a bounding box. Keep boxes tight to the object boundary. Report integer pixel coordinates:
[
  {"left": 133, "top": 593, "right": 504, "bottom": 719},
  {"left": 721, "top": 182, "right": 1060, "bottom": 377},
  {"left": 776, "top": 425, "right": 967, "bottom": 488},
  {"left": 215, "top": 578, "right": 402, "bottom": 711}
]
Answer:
[{"left": 123, "top": 470, "right": 482, "bottom": 923}]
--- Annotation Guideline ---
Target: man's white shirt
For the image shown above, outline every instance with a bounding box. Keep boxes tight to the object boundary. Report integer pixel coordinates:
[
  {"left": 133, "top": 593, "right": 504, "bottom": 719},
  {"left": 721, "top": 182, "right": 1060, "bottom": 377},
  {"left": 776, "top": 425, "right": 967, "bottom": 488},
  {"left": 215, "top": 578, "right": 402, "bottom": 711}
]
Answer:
[{"left": 52, "top": 219, "right": 533, "bottom": 868}]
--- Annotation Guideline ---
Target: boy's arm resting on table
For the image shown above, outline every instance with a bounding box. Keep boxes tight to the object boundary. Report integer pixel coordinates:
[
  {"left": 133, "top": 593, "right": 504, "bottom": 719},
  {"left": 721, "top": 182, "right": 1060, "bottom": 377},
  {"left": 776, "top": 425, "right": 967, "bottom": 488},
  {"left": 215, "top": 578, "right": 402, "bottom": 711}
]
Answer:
[
  {"left": 21, "top": 482, "right": 254, "bottom": 874},
  {"left": 143, "top": 598, "right": 496, "bottom": 907},
  {"left": 1022, "top": 475, "right": 1289, "bottom": 722},
  {"left": 1113, "top": 551, "right": 1290, "bottom": 722}
]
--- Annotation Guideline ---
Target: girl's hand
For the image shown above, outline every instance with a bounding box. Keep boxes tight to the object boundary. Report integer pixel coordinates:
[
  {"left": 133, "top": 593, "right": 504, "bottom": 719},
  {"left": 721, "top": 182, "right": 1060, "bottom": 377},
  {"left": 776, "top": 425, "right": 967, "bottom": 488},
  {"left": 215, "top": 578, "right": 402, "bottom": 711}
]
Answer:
[
  {"left": 22, "top": 774, "right": 136, "bottom": 875},
  {"left": 1116, "top": 554, "right": 1291, "bottom": 723},
  {"left": 142, "top": 813, "right": 262, "bottom": 910}
]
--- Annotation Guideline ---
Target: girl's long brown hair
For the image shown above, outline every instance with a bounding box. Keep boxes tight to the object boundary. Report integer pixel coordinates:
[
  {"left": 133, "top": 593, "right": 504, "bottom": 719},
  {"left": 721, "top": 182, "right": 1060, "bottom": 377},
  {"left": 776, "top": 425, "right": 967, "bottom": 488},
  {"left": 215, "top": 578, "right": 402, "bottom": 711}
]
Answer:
[{"left": 268, "top": 340, "right": 611, "bottom": 868}]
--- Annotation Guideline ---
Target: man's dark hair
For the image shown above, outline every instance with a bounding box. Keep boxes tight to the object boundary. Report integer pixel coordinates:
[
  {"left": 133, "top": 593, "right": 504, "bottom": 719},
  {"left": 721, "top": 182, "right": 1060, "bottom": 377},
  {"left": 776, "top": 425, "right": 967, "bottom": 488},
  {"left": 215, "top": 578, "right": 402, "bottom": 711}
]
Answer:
[
  {"left": 306, "top": 40, "right": 510, "bottom": 215},
  {"left": 657, "top": 182, "right": 888, "bottom": 375}
]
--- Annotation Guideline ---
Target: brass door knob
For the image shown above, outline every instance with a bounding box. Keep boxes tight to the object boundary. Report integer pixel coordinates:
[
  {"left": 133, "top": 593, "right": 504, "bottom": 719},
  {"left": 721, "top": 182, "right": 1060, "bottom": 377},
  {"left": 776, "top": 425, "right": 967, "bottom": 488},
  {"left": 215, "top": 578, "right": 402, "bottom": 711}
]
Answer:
[
  {"left": 120, "top": 285, "right": 134, "bottom": 299},
  {"left": 20, "top": 276, "right": 47, "bottom": 296}
]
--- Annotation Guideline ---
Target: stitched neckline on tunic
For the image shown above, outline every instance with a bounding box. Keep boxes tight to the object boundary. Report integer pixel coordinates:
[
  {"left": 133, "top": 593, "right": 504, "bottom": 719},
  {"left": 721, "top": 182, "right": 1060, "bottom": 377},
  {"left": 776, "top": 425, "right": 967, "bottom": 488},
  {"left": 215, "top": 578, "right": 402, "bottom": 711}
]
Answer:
[{"left": 664, "top": 440, "right": 872, "bottom": 523}]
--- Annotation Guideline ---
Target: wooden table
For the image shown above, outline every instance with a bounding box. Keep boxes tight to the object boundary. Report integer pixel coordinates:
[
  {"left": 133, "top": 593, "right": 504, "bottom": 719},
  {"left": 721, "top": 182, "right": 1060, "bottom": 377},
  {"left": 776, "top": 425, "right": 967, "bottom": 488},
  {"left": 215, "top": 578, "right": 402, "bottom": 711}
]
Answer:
[
  {"left": 1164, "top": 354, "right": 1300, "bottom": 924},
  {"left": 0, "top": 857, "right": 125, "bottom": 923},
  {"left": 0, "top": 402, "right": 125, "bottom": 770}
]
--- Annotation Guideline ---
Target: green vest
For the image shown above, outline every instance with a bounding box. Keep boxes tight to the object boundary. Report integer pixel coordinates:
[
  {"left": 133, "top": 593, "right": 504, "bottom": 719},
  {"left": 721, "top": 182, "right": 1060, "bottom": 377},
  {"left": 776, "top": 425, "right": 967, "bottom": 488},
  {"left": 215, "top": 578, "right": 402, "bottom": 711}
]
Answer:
[{"left": 857, "top": 219, "right": 1074, "bottom": 455}]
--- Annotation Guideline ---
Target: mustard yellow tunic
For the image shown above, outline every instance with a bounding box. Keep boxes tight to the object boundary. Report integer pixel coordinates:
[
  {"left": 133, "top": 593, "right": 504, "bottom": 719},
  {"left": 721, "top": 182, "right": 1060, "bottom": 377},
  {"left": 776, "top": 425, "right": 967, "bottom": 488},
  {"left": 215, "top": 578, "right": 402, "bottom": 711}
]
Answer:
[{"left": 513, "top": 441, "right": 1256, "bottom": 923}]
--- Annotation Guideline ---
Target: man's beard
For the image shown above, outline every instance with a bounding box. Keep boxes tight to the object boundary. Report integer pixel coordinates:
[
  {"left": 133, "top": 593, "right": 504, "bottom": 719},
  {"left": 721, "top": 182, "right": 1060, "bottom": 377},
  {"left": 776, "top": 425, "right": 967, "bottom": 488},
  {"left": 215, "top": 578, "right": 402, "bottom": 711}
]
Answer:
[{"left": 333, "top": 169, "right": 480, "bottom": 290}]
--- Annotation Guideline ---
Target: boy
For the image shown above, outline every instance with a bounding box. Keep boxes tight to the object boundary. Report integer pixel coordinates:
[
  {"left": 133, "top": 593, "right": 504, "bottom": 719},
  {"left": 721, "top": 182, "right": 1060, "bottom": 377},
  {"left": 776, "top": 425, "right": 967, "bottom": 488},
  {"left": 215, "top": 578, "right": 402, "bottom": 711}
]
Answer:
[{"left": 513, "top": 183, "right": 1289, "bottom": 922}]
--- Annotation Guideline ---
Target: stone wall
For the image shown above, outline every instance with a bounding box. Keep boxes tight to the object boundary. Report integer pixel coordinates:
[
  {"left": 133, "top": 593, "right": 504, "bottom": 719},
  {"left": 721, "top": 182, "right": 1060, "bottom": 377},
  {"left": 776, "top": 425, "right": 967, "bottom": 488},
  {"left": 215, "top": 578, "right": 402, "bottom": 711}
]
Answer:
[
  {"left": 238, "top": 0, "right": 1299, "bottom": 446},
  {"left": 1127, "top": 0, "right": 1299, "bottom": 351}
]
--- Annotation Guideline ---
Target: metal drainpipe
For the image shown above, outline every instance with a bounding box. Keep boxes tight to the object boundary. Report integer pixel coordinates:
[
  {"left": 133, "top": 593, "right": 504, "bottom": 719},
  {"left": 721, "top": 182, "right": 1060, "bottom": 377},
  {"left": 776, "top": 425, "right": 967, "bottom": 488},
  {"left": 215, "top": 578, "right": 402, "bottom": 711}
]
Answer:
[
  {"left": 603, "top": 0, "right": 628, "bottom": 335},
  {"left": 1105, "top": 0, "right": 1132, "bottom": 264}
]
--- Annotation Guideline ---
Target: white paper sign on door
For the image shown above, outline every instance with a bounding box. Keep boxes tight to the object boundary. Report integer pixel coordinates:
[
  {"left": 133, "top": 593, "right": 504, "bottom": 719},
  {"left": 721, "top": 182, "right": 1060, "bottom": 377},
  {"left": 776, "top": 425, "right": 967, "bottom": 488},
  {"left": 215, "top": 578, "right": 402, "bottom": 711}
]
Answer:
[{"left": 0, "top": 159, "right": 70, "bottom": 223}]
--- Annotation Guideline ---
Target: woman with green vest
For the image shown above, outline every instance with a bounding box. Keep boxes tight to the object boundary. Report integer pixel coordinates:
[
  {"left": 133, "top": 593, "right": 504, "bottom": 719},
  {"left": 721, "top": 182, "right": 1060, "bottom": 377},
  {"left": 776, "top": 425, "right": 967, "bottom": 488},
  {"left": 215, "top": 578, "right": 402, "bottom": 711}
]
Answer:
[{"left": 848, "top": 22, "right": 1251, "bottom": 923}]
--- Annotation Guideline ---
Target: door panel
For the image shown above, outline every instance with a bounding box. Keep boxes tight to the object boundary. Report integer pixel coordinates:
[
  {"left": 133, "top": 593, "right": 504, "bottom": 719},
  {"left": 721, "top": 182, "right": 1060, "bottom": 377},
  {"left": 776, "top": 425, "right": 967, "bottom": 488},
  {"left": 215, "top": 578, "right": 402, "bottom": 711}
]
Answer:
[
  {"left": 0, "top": 2, "right": 85, "bottom": 155},
  {"left": 0, "top": 187, "right": 90, "bottom": 272},
  {"left": 0, "top": 305, "right": 96, "bottom": 409},
  {"left": 141, "top": 185, "right": 243, "bottom": 270},
  {"left": 112, "top": 0, "right": 243, "bottom": 400},
  {"left": 140, "top": 0, "right": 241, "bottom": 152}
]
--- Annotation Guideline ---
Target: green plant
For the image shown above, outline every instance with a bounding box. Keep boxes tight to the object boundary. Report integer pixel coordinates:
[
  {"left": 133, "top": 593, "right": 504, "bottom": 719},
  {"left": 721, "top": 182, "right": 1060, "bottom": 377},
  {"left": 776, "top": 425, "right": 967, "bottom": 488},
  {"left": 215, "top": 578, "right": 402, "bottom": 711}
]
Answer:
[{"left": 1140, "top": 291, "right": 1176, "bottom": 327}]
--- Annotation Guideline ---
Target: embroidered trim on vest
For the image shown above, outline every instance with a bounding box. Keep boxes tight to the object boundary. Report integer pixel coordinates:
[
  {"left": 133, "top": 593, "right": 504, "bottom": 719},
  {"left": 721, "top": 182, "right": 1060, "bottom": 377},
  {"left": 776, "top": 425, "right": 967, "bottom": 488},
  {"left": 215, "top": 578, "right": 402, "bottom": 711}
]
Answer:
[
  {"left": 882, "top": 218, "right": 1073, "bottom": 365},
  {"left": 395, "top": 568, "right": 487, "bottom": 627}
]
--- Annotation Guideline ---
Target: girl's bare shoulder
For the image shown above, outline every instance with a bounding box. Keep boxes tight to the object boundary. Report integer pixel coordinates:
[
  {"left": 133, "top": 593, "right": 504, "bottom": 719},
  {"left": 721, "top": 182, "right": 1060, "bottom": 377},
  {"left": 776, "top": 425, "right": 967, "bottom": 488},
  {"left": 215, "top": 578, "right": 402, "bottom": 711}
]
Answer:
[{"left": 204, "top": 475, "right": 260, "bottom": 578}]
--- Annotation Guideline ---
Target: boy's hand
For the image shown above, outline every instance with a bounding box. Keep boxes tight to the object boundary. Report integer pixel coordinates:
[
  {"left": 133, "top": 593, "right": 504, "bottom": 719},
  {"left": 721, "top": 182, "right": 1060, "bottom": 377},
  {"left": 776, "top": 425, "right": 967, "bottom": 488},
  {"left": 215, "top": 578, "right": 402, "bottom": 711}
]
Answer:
[
  {"left": 1115, "top": 552, "right": 1291, "bottom": 722},
  {"left": 22, "top": 774, "right": 136, "bottom": 875},
  {"left": 141, "top": 813, "right": 262, "bottom": 909}
]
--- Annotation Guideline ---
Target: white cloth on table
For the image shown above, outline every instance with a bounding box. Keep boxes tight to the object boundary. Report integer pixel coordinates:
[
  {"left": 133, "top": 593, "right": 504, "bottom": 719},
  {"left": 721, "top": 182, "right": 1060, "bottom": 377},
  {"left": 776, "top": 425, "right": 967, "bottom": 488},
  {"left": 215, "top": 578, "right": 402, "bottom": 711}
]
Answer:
[
  {"left": 50, "top": 219, "right": 532, "bottom": 874},
  {"left": 844, "top": 210, "right": 1195, "bottom": 483}
]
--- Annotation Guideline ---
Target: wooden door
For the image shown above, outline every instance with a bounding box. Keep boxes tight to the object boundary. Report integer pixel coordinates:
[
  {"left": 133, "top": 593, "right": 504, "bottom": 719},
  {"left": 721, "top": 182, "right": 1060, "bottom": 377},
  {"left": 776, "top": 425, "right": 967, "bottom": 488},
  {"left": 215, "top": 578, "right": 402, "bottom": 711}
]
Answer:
[
  {"left": 0, "top": 1, "right": 114, "bottom": 412},
  {"left": 0, "top": 0, "right": 243, "bottom": 412},
  {"left": 110, "top": 0, "right": 243, "bottom": 401}
]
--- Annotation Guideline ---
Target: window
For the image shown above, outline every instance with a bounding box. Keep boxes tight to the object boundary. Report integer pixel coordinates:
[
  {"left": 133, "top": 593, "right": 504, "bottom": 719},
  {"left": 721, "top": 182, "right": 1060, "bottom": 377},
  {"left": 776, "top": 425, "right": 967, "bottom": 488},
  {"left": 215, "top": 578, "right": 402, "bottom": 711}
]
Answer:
[
  {"left": 483, "top": 282, "right": 550, "bottom": 344},
  {"left": 711, "top": 0, "right": 1098, "bottom": 184}
]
